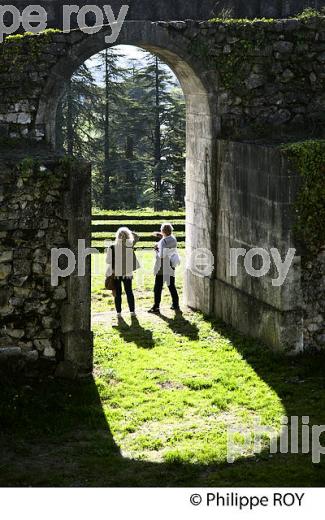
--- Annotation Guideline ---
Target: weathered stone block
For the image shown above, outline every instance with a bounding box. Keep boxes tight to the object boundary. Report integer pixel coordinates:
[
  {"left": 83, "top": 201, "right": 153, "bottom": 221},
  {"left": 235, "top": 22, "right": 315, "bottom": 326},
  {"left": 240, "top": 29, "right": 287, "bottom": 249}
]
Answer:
[
  {"left": 0, "top": 263, "right": 12, "bottom": 280},
  {"left": 0, "top": 250, "right": 13, "bottom": 263},
  {"left": 34, "top": 339, "right": 51, "bottom": 351}
]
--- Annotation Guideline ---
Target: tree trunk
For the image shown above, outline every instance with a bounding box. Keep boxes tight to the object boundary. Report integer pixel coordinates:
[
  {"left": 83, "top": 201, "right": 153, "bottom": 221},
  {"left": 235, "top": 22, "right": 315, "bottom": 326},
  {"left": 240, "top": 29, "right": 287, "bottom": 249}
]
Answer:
[
  {"left": 66, "top": 79, "right": 74, "bottom": 156},
  {"left": 125, "top": 135, "right": 134, "bottom": 160},
  {"left": 154, "top": 56, "right": 162, "bottom": 212},
  {"left": 55, "top": 100, "right": 65, "bottom": 153},
  {"left": 125, "top": 136, "right": 137, "bottom": 208},
  {"left": 103, "top": 49, "right": 111, "bottom": 210},
  {"left": 175, "top": 181, "right": 185, "bottom": 207}
]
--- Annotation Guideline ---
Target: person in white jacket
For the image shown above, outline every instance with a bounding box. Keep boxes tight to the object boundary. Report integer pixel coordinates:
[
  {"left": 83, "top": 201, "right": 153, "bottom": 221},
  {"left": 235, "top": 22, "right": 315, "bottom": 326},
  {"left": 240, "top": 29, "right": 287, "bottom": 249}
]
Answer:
[{"left": 148, "top": 223, "right": 181, "bottom": 314}]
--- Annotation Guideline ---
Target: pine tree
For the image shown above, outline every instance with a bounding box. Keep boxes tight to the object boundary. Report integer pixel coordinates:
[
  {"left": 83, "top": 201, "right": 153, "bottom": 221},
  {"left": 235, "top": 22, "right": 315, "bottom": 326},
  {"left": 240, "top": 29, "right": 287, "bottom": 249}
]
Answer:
[
  {"left": 136, "top": 54, "right": 185, "bottom": 210},
  {"left": 94, "top": 48, "right": 127, "bottom": 209},
  {"left": 103, "top": 48, "right": 111, "bottom": 209},
  {"left": 161, "top": 87, "right": 186, "bottom": 208},
  {"left": 56, "top": 63, "right": 99, "bottom": 159},
  {"left": 58, "top": 48, "right": 186, "bottom": 211}
]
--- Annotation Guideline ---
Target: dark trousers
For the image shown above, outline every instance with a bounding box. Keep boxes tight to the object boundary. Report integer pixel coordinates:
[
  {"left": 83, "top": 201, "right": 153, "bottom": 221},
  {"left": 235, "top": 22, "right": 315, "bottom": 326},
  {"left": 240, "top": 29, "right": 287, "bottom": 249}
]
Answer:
[
  {"left": 114, "top": 277, "right": 135, "bottom": 313},
  {"left": 154, "top": 275, "right": 179, "bottom": 309}
]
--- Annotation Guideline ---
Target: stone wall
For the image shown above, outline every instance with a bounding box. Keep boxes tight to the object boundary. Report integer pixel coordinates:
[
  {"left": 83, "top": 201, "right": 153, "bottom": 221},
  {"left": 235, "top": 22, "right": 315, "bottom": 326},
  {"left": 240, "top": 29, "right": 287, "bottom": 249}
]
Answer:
[
  {"left": 0, "top": 17, "right": 324, "bottom": 365},
  {"left": 0, "top": 156, "right": 68, "bottom": 372},
  {"left": 302, "top": 249, "right": 325, "bottom": 349},
  {"left": 214, "top": 140, "right": 304, "bottom": 352},
  {"left": 0, "top": 155, "right": 92, "bottom": 376},
  {"left": 211, "top": 139, "right": 324, "bottom": 352},
  {"left": 187, "top": 16, "right": 325, "bottom": 140},
  {"left": 6, "top": 0, "right": 325, "bottom": 29},
  {"left": 1, "top": 16, "right": 325, "bottom": 142}
]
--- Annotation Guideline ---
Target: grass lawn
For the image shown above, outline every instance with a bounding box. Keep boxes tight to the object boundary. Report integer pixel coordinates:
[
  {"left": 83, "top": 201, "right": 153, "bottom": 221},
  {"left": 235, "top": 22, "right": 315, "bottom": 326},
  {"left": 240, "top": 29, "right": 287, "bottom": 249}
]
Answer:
[
  {"left": 1, "top": 251, "right": 325, "bottom": 486},
  {"left": 92, "top": 208, "right": 185, "bottom": 217},
  {"left": 91, "top": 233, "right": 185, "bottom": 251},
  {"left": 91, "top": 210, "right": 185, "bottom": 250}
]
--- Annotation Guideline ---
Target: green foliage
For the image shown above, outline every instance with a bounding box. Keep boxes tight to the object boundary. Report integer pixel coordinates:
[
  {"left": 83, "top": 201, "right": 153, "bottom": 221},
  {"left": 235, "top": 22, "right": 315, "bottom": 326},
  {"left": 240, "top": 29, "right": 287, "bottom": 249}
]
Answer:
[
  {"left": 282, "top": 140, "right": 325, "bottom": 255},
  {"left": 92, "top": 207, "right": 185, "bottom": 216},
  {"left": 58, "top": 48, "right": 186, "bottom": 211},
  {"left": 295, "top": 7, "right": 325, "bottom": 19},
  {"left": 57, "top": 63, "right": 100, "bottom": 157},
  {"left": 19, "top": 157, "right": 37, "bottom": 177}
]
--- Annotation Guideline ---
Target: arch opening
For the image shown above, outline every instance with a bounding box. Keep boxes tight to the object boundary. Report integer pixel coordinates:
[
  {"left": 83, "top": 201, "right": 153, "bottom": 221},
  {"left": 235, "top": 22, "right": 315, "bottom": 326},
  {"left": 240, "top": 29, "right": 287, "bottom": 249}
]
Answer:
[
  {"left": 35, "top": 23, "right": 218, "bottom": 370},
  {"left": 57, "top": 44, "right": 187, "bottom": 212}
]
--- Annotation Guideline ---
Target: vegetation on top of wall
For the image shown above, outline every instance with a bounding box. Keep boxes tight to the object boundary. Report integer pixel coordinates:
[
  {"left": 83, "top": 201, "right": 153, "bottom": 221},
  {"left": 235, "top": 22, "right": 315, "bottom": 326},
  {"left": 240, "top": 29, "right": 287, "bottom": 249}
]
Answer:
[
  {"left": 0, "top": 29, "right": 62, "bottom": 70},
  {"left": 281, "top": 140, "right": 325, "bottom": 255},
  {"left": 195, "top": 9, "right": 325, "bottom": 93},
  {"left": 295, "top": 7, "right": 325, "bottom": 20},
  {"left": 209, "top": 16, "right": 275, "bottom": 24},
  {"left": 209, "top": 7, "right": 325, "bottom": 24},
  {"left": 5, "top": 28, "right": 61, "bottom": 42}
]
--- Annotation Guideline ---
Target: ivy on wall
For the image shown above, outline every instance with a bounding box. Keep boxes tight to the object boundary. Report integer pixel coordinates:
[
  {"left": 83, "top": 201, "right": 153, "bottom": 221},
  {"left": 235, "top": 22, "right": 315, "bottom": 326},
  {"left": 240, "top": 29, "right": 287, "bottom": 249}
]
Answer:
[{"left": 282, "top": 140, "right": 325, "bottom": 255}]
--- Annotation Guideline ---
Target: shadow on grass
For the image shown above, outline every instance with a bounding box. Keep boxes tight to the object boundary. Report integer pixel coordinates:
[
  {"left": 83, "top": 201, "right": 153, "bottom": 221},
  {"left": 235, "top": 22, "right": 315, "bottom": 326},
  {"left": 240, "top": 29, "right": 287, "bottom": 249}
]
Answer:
[
  {"left": 112, "top": 316, "right": 155, "bottom": 349},
  {"left": 158, "top": 312, "right": 199, "bottom": 341},
  {"left": 1, "top": 317, "right": 325, "bottom": 487}
]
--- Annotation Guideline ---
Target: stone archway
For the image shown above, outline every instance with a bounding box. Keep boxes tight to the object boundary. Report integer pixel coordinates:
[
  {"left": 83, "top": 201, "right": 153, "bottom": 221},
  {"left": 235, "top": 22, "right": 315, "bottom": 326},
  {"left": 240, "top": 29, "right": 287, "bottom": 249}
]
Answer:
[
  {"left": 34, "top": 22, "right": 218, "bottom": 373},
  {"left": 1, "top": 16, "right": 324, "bottom": 376}
]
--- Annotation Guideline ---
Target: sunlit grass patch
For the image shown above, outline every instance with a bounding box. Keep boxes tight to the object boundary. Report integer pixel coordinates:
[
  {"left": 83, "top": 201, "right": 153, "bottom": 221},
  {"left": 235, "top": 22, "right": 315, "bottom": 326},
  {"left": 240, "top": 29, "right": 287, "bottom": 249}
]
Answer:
[
  {"left": 92, "top": 306, "right": 285, "bottom": 466},
  {"left": 2, "top": 236, "right": 325, "bottom": 486}
]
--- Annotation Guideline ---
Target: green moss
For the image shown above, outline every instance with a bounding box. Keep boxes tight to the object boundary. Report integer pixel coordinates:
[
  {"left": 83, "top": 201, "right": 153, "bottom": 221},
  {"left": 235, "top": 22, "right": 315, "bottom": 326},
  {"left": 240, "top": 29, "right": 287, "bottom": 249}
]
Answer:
[
  {"left": 281, "top": 140, "right": 325, "bottom": 255},
  {"left": 5, "top": 28, "right": 61, "bottom": 42},
  {"left": 0, "top": 29, "right": 62, "bottom": 72},
  {"left": 189, "top": 34, "right": 266, "bottom": 90},
  {"left": 217, "top": 40, "right": 256, "bottom": 89},
  {"left": 209, "top": 17, "right": 275, "bottom": 24}
]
